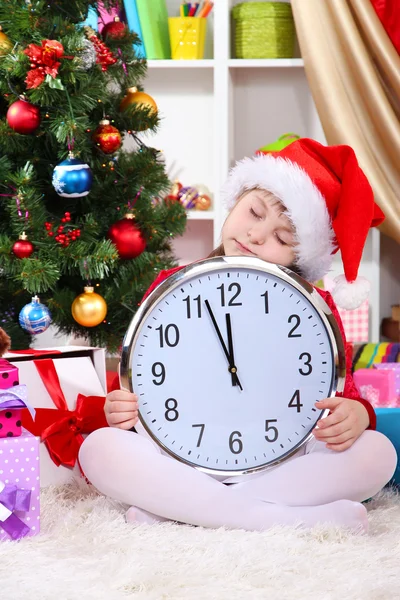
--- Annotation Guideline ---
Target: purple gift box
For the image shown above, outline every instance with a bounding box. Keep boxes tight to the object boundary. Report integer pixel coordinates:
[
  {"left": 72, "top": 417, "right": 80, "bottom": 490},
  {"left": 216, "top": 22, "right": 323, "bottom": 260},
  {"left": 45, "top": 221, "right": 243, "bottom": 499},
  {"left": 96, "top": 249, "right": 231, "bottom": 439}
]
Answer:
[
  {"left": 374, "top": 363, "right": 400, "bottom": 399},
  {"left": 0, "top": 428, "right": 40, "bottom": 541}
]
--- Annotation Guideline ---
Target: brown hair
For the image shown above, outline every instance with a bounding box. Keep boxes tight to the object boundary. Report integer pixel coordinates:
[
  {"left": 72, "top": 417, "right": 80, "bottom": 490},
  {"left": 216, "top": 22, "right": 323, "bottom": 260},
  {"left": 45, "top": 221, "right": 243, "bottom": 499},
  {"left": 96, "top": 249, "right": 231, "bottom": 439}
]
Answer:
[{"left": 207, "top": 244, "right": 225, "bottom": 258}]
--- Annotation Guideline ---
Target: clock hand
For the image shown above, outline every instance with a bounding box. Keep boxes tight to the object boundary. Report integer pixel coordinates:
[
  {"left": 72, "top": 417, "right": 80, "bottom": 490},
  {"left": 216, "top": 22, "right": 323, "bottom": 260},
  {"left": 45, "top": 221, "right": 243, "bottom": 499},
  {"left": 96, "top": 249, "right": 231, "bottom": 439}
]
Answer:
[
  {"left": 225, "top": 313, "right": 242, "bottom": 389},
  {"left": 204, "top": 300, "right": 243, "bottom": 390}
]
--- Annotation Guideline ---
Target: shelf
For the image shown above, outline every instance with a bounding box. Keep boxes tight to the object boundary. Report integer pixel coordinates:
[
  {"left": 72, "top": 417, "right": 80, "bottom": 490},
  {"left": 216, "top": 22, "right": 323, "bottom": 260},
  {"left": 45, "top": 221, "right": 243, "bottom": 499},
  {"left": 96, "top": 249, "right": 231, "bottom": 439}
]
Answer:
[
  {"left": 186, "top": 211, "right": 215, "bottom": 220},
  {"left": 147, "top": 59, "right": 214, "bottom": 69},
  {"left": 228, "top": 59, "right": 304, "bottom": 68}
]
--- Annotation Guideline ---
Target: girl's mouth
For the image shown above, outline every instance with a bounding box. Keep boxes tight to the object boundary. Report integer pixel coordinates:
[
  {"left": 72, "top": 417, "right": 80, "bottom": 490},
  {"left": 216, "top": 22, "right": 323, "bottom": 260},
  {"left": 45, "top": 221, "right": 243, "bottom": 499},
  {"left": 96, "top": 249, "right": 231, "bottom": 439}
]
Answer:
[{"left": 235, "top": 240, "right": 255, "bottom": 255}]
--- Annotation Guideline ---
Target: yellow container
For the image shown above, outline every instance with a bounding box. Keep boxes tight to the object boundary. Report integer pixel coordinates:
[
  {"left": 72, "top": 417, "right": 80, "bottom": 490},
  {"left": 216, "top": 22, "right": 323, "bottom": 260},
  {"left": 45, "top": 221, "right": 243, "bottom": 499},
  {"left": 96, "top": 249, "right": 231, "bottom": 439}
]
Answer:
[{"left": 168, "top": 17, "right": 207, "bottom": 60}]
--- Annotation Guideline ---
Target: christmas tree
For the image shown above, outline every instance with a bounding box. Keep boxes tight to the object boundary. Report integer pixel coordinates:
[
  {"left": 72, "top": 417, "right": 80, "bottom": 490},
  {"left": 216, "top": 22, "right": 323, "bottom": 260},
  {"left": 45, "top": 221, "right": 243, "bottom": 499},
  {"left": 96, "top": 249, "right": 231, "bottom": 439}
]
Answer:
[{"left": 0, "top": 1, "right": 186, "bottom": 351}]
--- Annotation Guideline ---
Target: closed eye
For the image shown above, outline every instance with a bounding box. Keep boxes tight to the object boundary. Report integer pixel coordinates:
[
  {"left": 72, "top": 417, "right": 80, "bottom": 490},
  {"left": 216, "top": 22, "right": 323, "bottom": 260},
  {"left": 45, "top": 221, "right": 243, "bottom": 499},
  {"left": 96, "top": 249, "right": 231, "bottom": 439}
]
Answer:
[
  {"left": 250, "top": 208, "right": 261, "bottom": 220},
  {"left": 275, "top": 233, "right": 288, "bottom": 246}
]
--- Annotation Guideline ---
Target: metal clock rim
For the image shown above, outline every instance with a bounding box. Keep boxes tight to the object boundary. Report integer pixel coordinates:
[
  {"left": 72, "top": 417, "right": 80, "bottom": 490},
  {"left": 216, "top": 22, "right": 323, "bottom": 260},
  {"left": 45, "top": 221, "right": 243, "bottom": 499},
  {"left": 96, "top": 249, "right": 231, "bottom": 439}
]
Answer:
[{"left": 119, "top": 256, "right": 347, "bottom": 477}]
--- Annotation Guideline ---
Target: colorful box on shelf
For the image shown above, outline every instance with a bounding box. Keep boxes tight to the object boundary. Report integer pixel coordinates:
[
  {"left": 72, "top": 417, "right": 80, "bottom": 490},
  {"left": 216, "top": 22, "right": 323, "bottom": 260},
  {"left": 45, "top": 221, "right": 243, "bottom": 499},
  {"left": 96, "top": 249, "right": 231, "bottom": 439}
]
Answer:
[
  {"left": 169, "top": 17, "right": 207, "bottom": 60},
  {"left": 0, "top": 428, "right": 40, "bottom": 541},
  {"left": 353, "top": 368, "right": 398, "bottom": 408},
  {"left": 0, "top": 384, "right": 35, "bottom": 439},
  {"left": 257, "top": 133, "right": 300, "bottom": 154},
  {"left": 4, "top": 347, "right": 108, "bottom": 487}
]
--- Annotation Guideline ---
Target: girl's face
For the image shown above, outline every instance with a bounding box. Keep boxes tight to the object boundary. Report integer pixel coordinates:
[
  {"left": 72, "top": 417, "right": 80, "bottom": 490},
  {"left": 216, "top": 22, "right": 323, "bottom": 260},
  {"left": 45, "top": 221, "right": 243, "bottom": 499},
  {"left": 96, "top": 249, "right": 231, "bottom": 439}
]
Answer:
[{"left": 222, "top": 189, "right": 296, "bottom": 267}]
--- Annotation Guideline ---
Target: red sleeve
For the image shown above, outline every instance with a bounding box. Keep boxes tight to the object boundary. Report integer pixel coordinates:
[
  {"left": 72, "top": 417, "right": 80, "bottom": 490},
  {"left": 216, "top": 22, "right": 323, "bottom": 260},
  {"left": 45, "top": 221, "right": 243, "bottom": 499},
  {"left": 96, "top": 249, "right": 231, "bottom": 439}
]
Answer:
[
  {"left": 315, "top": 288, "right": 376, "bottom": 430},
  {"left": 141, "top": 265, "right": 186, "bottom": 303}
]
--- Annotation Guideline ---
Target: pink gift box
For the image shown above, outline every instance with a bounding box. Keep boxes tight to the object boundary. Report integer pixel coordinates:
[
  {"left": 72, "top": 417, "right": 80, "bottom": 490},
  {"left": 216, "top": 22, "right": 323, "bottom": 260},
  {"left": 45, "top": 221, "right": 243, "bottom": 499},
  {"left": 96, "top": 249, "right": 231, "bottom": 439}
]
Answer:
[
  {"left": 0, "top": 384, "right": 34, "bottom": 439},
  {"left": 374, "top": 363, "right": 400, "bottom": 399},
  {"left": 353, "top": 368, "right": 398, "bottom": 408},
  {"left": 0, "top": 428, "right": 40, "bottom": 541},
  {"left": 0, "top": 359, "right": 19, "bottom": 390}
]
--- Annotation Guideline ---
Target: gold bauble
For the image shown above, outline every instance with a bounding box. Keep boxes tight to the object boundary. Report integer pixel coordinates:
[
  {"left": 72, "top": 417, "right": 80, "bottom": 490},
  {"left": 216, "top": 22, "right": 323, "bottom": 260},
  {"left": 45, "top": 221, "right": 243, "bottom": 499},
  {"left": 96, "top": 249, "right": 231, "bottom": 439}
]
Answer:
[
  {"left": 119, "top": 86, "right": 158, "bottom": 114},
  {"left": 195, "top": 194, "right": 212, "bottom": 211},
  {"left": 71, "top": 286, "right": 107, "bottom": 327},
  {"left": 0, "top": 27, "right": 12, "bottom": 56}
]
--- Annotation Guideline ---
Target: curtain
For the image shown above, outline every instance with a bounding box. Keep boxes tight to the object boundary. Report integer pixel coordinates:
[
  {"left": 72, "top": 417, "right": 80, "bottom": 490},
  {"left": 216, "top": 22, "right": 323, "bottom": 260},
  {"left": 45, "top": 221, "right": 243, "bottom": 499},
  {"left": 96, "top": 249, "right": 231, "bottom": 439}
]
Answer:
[{"left": 291, "top": 0, "right": 400, "bottom": 244}]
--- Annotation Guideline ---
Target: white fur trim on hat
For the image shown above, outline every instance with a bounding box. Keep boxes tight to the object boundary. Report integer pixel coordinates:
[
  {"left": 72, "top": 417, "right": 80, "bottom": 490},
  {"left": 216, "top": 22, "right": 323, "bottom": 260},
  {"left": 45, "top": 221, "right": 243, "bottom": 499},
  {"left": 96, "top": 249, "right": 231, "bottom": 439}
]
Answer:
[
  {"left": 331, "top": 274, "right": 370, "bottom": 310},
  {"left": 221, "top": 155, "right": 336, "bottom": 282}
]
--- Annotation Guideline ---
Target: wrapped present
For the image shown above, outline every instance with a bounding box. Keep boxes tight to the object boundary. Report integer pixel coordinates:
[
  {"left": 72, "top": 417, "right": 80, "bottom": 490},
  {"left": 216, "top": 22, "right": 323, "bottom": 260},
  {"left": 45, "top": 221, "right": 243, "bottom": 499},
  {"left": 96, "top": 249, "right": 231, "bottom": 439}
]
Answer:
[
  {"left": 353, "top": 368, "right": 398, "bottom": 408},
  {"left": 0, "top": 358, "right": 19, "bottom": 390},
  {"left": 376, "top": 408, "right": 400, "bottom": 487},
  {"left": 0, "top": 384, "right": 35, "bottom": 438},
  {"left": 374, "top": 363, "right": 400, "bottom": 400},
  {"left": 322, "top": 276, "right": 369, "bottom": 343},
  {"left": 4, "top": 347, "right": 108, "bottom": 487},
  {"left": 0, "top": 428, "right": 40, "bottom": 541}
]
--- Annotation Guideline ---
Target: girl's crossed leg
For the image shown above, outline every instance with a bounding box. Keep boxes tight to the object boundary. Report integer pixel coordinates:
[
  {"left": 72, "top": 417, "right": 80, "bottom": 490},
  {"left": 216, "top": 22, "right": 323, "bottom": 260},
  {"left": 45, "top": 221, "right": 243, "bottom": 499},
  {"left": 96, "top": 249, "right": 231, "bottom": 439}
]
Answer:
[{"left": 79, "top": 428, "right": 396, "bottom": 532}]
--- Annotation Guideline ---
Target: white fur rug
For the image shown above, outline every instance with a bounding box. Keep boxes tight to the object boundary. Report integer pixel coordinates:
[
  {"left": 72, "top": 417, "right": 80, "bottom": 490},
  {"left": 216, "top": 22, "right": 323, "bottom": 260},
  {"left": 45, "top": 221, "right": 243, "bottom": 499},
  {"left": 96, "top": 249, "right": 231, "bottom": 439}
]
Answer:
[{"left": 1, "top": 481, "right": 400, "bottom": 600}]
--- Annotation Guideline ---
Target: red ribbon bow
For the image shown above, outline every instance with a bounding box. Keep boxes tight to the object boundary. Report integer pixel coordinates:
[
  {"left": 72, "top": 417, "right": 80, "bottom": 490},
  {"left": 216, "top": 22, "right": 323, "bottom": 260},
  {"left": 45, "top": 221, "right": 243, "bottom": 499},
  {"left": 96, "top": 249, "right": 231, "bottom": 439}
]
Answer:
[
  {"left": 22, "top": 358, "right": 108, "bottom": 468},
  {"left": 23, "top": 39, "right": 64, "bottom": 89}
]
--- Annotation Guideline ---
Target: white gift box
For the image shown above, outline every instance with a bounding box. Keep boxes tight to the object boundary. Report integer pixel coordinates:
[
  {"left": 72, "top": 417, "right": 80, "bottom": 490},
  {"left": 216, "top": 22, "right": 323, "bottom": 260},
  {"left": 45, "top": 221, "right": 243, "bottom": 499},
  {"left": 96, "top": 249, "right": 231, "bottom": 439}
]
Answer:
[{"left": 4, "top": 347, "right": 106, "bottom": 487}]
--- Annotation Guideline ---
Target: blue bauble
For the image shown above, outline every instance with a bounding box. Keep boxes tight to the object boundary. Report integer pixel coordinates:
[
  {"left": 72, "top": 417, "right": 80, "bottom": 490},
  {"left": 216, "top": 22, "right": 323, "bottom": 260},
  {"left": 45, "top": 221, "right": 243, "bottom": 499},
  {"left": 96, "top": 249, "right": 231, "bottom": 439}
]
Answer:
[
  {"left": 19, "top": 296, "right": 52, "bottom": 334},
  {"left": 52, "top": 155, "right": 93, "bottom": 198}
]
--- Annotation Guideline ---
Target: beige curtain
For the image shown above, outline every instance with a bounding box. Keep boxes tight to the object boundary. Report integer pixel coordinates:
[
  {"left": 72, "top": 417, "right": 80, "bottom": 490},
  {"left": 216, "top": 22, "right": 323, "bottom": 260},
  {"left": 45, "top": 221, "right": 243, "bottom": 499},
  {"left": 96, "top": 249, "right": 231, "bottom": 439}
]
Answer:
[{"left": 291, "top": 0, "right": 400, "bottom": 243}]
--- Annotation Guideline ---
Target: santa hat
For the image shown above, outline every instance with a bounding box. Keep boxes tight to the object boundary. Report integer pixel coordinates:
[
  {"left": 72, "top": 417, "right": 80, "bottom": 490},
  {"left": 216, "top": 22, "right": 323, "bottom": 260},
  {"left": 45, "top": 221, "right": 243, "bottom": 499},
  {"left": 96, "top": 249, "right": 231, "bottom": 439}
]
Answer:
[{"left": 221, "top": 138, "right": 385, "bottom": 310}]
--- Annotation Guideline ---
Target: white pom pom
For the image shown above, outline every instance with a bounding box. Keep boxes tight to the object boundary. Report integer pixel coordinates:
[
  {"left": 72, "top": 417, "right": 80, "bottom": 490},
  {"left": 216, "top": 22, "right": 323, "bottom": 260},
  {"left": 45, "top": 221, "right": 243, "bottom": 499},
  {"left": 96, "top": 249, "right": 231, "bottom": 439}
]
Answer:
[{"left": 331, "top": 275, "right": 370, "bottom": 310}]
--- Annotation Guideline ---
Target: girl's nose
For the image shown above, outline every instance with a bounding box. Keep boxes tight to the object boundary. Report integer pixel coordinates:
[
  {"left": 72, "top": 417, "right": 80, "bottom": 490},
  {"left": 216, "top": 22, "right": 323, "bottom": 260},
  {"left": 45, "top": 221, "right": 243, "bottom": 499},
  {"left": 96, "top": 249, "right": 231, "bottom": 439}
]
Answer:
[{"left": 248, "top": 225, "right": 265, "bottom": 245}]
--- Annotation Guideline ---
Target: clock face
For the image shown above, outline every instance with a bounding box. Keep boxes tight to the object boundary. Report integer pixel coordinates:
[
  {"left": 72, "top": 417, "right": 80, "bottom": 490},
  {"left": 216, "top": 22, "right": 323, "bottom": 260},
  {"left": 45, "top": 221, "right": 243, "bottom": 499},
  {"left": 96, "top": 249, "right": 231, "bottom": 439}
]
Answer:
[{"left": 120, "top": 257, "right": 345, "bottom": 476}]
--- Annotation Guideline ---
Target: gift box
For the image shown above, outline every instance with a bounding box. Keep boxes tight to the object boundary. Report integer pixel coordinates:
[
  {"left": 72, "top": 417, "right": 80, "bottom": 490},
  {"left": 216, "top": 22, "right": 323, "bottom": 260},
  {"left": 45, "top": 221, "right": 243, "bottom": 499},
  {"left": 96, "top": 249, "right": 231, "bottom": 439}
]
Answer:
[
  {"left": 322, "top": 276, "right": 369, "bottom": 343},
  {"left": 0, "top": 428, "right": 40, "bottom": 541},
  {"left": 353, "top": 368, "right": 398, "bottom": 408},
  {"left": 0, "top": 358, "right": 19, "bottom": 390},
  {"left": 0, "top": 384, "right": 35, "bottom": 438},
  {"left": 4, "top": 347, "right": 108, "bottom": 487},
  {"left": 374, "top": 363, "right": 400, "bottom": 400},
  {"left": 376, "top": 408, "right": 400, "bottom": 487}
]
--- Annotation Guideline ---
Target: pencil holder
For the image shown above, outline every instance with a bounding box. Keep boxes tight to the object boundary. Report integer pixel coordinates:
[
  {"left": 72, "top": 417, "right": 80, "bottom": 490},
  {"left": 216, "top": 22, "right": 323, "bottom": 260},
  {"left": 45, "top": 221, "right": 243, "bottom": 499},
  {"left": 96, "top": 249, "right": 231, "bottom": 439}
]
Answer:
[{"left": 168, "top": 17, "right": 207, "bottom": 60}]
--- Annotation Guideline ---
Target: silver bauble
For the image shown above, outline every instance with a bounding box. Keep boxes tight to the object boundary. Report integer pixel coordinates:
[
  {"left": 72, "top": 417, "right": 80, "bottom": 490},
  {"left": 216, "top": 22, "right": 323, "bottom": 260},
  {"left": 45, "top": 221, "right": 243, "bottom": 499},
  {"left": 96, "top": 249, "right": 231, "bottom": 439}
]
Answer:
[{"left": 75, "top": 38, "right": 97, "bottom": 71}]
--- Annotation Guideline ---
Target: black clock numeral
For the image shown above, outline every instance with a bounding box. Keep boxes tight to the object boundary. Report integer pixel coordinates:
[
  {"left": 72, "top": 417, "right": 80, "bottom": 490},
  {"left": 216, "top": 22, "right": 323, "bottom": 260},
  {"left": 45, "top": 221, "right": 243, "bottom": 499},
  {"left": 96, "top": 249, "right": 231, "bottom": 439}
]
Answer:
[
  {"left": 217, "top": 283, "right": 242, "bottom": 307},
  {"left": 156, "top": 324, "right": 180, "bottom": 348},
  {"left": 192, "top": 423, "right": 205, "bottom": 447},
  {"left": 151, "top": 362, "right": 165, "bottom": 385},
  {"left": 229, "top": 431, "right": 243, "bottom": 454},
  {"left": 265, "top": 419, "right": 279, "bottom": 442},
  {"left": 164, "top": 398, "right": 179, "bottom": 421},
  {"left": 261, "top": 290, "right": 269, "bottom": 314},
  {"left": 288, "top": 390, "right": 303, "bottom": 413},
  {"left": 183, "top": 295, "right": 202, "bottom": 319},
  {"left": 288, "top": 314, "right": 301, "bottom": 338},
  {"left": 299, "top": 352, "right": 313, "bottom": 376}
]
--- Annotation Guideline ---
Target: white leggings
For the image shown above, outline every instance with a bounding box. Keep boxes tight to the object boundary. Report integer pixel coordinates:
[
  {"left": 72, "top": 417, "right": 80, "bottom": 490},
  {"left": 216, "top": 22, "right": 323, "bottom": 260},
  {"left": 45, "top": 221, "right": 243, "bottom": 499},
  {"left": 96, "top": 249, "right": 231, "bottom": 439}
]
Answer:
[{"left": 79, "top": 428, "right": 397, "bottom": 532}]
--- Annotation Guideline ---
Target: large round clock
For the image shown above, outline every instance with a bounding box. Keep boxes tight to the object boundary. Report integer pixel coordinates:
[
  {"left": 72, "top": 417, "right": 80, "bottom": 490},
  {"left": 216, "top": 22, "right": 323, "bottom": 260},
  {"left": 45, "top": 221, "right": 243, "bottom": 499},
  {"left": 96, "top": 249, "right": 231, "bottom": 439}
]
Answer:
[{"left": 120, "top": 256, "right": 346, "bottom": 477}]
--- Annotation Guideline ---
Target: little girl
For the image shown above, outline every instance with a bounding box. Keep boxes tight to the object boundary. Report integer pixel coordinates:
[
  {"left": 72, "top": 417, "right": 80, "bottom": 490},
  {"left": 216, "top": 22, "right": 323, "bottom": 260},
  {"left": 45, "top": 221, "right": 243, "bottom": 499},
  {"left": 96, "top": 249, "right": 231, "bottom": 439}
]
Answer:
[{"left": 79, "top": 139, "right": 397, "bottom": 533}]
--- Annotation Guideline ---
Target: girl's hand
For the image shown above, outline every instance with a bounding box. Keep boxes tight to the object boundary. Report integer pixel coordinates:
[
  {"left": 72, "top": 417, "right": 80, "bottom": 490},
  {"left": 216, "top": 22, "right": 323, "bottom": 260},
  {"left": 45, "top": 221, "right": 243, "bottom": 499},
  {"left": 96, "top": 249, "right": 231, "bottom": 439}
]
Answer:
[
  {"left": 313, "top": 397, "right": 370, "bottom": 452},
  {"left": 104, "top": 389, "right": 139, "bottom": 430}
]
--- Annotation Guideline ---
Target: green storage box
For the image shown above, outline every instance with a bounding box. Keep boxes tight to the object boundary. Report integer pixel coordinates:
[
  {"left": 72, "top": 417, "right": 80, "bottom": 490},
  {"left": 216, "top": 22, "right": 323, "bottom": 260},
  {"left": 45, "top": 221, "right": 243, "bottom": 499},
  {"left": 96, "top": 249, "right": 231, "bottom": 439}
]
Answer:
[{"left": 232, "top": 2, "right": 295, "bottom": 59}]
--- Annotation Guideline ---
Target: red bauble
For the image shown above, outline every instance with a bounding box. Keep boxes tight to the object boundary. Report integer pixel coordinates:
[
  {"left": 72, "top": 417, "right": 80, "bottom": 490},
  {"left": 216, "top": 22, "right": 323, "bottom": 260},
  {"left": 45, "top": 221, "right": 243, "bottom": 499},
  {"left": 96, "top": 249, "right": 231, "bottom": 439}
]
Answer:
[
  {"left": 6, "top": 99, "right": 41, "bottom": 135},
  {"left": 102, "top": 17, "right": 127, "bottom": 40},
  {"left": 12, "top": 233, "right": 34, "bottom": 258},
  {"left": 108, "top": 213, "right": 146, "bottom": 260},
  {"left": 92, "top": 119, "right": 122, "bottom": 154}
]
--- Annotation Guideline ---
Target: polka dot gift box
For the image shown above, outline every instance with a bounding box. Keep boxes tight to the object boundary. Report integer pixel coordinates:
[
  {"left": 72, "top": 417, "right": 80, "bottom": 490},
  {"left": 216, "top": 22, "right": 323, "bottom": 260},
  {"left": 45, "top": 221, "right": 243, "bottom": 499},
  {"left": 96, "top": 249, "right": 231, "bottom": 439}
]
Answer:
[
  {"left": 0, "top": 428, "right": 40, "bottom": 541},
  {"left": 0, "top": 384, "right": 36, "bottom": 438}
]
